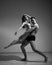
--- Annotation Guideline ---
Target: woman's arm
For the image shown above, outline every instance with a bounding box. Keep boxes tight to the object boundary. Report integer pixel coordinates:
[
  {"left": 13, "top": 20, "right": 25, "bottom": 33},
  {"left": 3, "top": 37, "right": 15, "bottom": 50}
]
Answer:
[
  {"left": 14, "top": 21, "right": 30, "bottom": 35},
  {"left": 14, "top": 22, "right": 25, "bottom": 35}
]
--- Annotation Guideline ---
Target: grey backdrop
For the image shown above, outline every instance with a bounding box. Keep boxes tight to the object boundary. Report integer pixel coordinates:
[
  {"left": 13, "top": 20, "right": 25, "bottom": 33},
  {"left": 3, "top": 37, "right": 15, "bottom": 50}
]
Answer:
[{"left": 0, "top": 0, "right": 52, "bottom": 52}]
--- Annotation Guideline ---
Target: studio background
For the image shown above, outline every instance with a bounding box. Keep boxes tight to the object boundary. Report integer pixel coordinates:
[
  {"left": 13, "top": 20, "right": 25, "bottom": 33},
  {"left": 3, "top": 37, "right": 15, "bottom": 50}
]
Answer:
[{"left": 0, "top": 0, "right": 52, "bottom": 52}]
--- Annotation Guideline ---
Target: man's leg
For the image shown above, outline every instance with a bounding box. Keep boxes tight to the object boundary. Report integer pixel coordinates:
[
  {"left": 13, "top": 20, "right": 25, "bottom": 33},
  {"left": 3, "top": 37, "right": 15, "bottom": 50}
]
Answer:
[{"left": 30, "top": 41, "right": 47, "bottom": 62}]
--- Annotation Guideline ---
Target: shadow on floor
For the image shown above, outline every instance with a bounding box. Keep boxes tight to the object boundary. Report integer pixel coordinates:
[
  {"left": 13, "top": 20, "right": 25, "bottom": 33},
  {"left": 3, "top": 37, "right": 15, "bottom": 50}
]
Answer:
[
  {"left": 0, "top": 55, "right": 44, "bottom": 62},
  {"left": 27, "top": 60, "right": 44, "bottom": 63},
  {"left": 0, "top": 55, "right": 22, "bottom": 61}
]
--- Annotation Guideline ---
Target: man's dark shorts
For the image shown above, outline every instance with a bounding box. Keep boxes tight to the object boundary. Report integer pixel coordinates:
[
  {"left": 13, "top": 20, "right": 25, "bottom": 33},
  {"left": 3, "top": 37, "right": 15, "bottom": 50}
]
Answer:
[{"left": 25, "top": 35, "right": 36, "bottom": 42}]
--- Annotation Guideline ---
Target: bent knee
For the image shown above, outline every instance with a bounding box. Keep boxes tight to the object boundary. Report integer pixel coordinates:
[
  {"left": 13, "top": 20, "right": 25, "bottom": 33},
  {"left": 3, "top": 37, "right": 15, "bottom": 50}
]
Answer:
[{"left": 20, "top": 45, "right": 25, "bottom": 49}]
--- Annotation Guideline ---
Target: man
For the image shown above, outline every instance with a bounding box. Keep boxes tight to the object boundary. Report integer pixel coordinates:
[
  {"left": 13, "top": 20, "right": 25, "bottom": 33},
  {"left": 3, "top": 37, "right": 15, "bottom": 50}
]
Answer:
[
  {"left": 4, "top": 14, "right": 47, "bottom": 62},
  {"left": 19, "top": 16, "right": 47, "bottom": 62}
]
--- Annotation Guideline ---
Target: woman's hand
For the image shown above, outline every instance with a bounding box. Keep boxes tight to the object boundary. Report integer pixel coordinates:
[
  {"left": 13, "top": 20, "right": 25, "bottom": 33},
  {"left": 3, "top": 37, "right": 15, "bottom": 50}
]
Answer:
[{"left": 14, "top": 32, "right": 17, "bottom": 35}]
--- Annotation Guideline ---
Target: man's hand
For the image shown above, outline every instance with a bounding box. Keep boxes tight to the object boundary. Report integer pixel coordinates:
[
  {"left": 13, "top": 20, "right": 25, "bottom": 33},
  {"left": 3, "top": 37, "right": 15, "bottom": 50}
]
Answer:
[{"left": 14, "top": 32, "right": 17, "bottom": 35}]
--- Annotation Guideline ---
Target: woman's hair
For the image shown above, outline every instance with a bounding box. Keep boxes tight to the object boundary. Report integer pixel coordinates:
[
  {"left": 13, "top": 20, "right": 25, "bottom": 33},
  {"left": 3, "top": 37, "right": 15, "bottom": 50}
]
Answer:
[
  {"left": 22, "top": 14, "right": 31, "bottom": 23},
  {"left": 22, "top": 15, "right": 27, "bottom": 23}
]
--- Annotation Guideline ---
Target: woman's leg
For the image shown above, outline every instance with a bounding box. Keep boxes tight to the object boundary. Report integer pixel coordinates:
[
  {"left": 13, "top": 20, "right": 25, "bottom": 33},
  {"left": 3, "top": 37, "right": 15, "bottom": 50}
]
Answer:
[
  {"left": 4, "top": 30, "right": 30, "bottom": 49},
  {"left": 30, "top": 41, "right": 47, "bottom": 62},
  {"left": 4, "top": 40, "right": 22, "bottom": 49},
  {"left": 20, "top": 40, "right": 29, "bottom": 61}
]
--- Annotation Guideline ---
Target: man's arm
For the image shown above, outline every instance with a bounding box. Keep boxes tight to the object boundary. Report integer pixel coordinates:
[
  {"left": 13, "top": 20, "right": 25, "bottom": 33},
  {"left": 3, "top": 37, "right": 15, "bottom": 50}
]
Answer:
[
  {"left": 35, "top": 23, "right": 39, "bottom": 29},
  {"left": 33, "top": 23, "right": 39, "bottom": 34},
  {"left": 26, "top": 23, "right": 39, "bottom": 35}
]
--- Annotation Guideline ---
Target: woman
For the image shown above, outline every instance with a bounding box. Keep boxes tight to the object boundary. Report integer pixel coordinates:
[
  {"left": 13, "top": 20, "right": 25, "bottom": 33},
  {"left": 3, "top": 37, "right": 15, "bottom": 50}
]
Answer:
[{"left": 4, "top": 14, "right": 31, "bottom": 48}]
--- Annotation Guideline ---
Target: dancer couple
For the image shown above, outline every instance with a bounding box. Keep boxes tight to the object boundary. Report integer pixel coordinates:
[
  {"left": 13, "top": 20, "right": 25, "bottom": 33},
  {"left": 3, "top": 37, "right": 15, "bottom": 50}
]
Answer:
[{"left": 4, "top": 14, "right": 47, "bottom": 62}]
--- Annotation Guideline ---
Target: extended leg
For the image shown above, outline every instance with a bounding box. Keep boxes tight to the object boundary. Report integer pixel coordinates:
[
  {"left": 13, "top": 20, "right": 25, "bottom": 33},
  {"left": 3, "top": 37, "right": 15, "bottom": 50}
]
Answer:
[
  {"left": 30, "top": 41, "right": 47, "bottom": 62},
  {"left": 4, "top": 31, "right": 30, "bottom": 49},
  {"left": 4, "top": 40, "right": 22, "bottom": 49}
]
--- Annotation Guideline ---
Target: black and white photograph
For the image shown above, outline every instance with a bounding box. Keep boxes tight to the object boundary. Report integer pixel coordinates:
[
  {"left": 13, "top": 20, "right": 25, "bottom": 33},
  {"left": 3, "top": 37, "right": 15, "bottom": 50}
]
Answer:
[{"left": 0, "top": 0, "right": 52, "bottom": 65}]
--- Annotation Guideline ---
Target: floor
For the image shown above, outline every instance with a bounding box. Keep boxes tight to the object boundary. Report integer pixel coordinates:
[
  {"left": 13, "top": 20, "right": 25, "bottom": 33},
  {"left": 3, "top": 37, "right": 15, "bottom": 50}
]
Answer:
[{"left": 0, "top": 52, "right": 52, "bottom": 65}]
